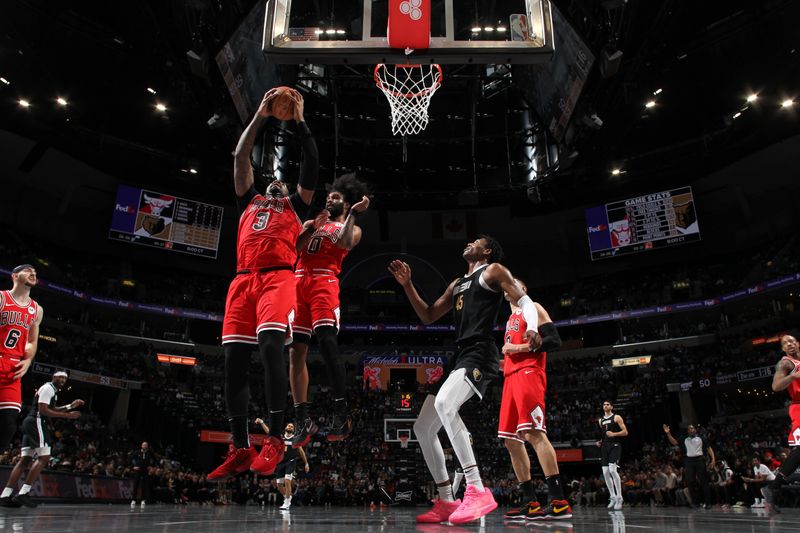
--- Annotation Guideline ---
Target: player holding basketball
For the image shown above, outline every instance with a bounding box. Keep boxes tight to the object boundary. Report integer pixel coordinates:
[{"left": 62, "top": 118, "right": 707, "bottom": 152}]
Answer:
[
  {"left": 0, "top": 265, "right": 44, "bottom": 450},
  {"left": 288, "top": 174, "right": 370, "bottom": 446},
  {"left": 761, "top": 333, "right": 800, "bottom": 513},
  {"left": 0, "top": 370, "right": 82, "bottom": 508},
  {"left": 598, "top": 401, "right": 628, "bottom": 510},
  {"left": 389, "top": 236, "right": 541, "bottom": 525},
  {"left": 209, "top": 88, "right": 320, "bottom": 481},
  {"left": 498, "top": 280, "right": 572, "bottom": 521}
]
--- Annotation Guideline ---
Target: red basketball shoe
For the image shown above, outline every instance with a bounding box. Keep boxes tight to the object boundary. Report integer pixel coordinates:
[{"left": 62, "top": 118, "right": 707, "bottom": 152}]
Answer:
[
  {"left": 208, "top": 445, "right": 258, "bottom": 481},
  {"left": 250, "top": 436, "right": 285, "bottom": 475}
]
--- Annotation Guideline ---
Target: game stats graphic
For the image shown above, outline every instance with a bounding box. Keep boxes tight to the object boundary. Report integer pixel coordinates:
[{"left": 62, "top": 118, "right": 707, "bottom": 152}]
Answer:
[
  {"left": 109, "top": 185, "right": 224, "bottom": 259},
  {"left": 585, "top": 186, "right": 701, "bottom": 261}
]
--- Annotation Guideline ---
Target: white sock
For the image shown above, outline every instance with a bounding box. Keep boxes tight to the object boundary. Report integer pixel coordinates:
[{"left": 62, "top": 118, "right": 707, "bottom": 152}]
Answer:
[
  {"left": 609, "top": 465, "right": 622, "bottom": 499},
  {"left": 438, "top": 484, "right": 455, "bottom": 502},
  {"left": 18, "top": 484, "right": 31, "bottom": 495},
  {"left": 1, "top": 487, "right": 12, "bottom": 498},
  {"left": 463, "top": 465, "right": 484, "bottom": 492}
]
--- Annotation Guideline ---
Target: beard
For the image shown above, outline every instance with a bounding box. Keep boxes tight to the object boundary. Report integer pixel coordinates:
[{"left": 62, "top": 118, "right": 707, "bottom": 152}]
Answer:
[
  {"left": 267, "top": 184, "right": 285, "bottom": 198},
  {"left": 326, "top": 202, "right": 344, "bottom": 218}
]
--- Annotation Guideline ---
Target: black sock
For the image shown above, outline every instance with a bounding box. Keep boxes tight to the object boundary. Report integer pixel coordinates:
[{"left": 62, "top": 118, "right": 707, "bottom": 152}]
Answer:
[
  {"left": 546, "top": 475, "right": 564, "bottom": 501},
  {"left": 229, "top": 416, "right": 249, "bottom": 449},
  {"left": 316, "top": 326, "right": 346, "bottom": 399},
  {"left": 224, "top": 343, "right": 253, "bottom": 449},
  {"left": 258, "top": 330, "right": 288, "bottom": 435},
  {"left": 295, "top": 402, "right": 309, "bottom": 423},
  {"left": 520, "top": 480, "right": 535, "bottom": 502},
  {"left": 269, "top": 410, "right": 285, "bottom": 435}
]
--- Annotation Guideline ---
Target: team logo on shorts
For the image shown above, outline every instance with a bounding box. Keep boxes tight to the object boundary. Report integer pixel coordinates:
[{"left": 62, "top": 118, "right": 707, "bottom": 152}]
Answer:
[
  {"left": 472, "top": 368, "right": 482, "bottom": 382},
  {"left": 530, "top": 405, "right": 545, "bottom": 430}
]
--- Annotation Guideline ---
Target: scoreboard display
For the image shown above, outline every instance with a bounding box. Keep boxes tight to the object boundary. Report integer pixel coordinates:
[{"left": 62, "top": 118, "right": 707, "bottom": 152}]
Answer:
[
  {"left": 585, "top": 186, "right": 700, "bottom": 260},
  {"left": 109, "top": 185, "right": 223, "bottom": 259}
]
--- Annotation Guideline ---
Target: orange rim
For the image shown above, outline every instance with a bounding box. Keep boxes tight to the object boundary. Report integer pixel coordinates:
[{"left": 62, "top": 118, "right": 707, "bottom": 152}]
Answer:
[{"left": 374, "top": 63, "right": 443, "bottom": 99}]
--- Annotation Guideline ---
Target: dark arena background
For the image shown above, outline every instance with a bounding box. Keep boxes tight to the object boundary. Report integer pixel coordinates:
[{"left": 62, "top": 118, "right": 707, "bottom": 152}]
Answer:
[{"left": 1, "top": 1, "right": 800, "bottom": 531}]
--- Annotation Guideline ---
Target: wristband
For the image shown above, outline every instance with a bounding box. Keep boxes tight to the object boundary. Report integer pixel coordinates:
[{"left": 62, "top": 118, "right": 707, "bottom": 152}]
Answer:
[{"left": 66, "top": 403, "right": 74, "bottom": 410}]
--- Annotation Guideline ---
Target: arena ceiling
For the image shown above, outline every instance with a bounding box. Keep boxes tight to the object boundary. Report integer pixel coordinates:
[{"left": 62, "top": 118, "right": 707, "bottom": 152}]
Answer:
[{"left": 1, "top": 0, "right": 798, "bottom": 212}]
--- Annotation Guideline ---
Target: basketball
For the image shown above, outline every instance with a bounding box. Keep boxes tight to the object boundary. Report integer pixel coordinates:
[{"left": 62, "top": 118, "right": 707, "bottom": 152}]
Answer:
[{"left": 270, "top": 86, "right": 296, "bottom": 121}]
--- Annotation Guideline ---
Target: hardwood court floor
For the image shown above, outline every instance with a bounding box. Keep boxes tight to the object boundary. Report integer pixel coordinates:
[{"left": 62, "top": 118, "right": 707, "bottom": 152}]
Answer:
[{"left": 0, "top": 503, "right": 796, "bottom": 532}]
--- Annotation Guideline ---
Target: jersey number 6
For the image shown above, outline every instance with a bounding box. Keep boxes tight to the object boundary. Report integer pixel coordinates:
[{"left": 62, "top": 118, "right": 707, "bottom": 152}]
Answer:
[{"left": 3, "top": 330, "right": 21, "bottom": 349}]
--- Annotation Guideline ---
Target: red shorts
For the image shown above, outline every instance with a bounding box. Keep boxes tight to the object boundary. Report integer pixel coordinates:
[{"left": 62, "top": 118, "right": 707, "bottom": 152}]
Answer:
[
  {"left": 0, "top": 355, "right": 22, "bottom": 412},
  {"left": 293, "top": 272, "right": 341, "bottom": 338},
  {"left": 498, "top": 367, "right": 546, "bottom": 441},
  {"left": 222, "top": 270, "right": 297, "bottom": 345},
  {"left": 789, "top": 403, "right": 800, "bottom": 446}
]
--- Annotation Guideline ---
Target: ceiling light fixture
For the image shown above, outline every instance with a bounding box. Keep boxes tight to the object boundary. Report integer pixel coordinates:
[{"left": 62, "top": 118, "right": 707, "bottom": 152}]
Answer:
[
  {"left": 496, "top": 26, "right": 506, "bottom": 32},
  {"left": 781, "top": 99, "right": 794, "bottom": 108},
  {"left": 645, "top": 100, "right": 656, "bottom": 108},
  {"left": 189, "top": 168, "right": 198, "bottom": 174},
  {"left": 611, "top": 168, "right": 622, "bottom": 176},
  {"left": 0, "top": 77, "right": 10, "bottom": 85},
  {"left": 56, "top": 97, "right": 68, "bottom": 106},
  {"left": 155, "top": 103, "right": 167, "bottom": 112},
  {"left": 147, "top": 87, "right": 157, "bottom": 95},
  {"left": 18, "top": 99, "right": 30, "bottom": 108},
  {"left": 746, "top": 93, "right": 758, "bottom": 103},
  {"left": 732, "top": 112, "right": 742, "bottom": 119},
  {"left": 653, "top": 88, "right": 663, "bottom": 95},
  {"left": 484, "top": 27, "right": 494, "bottom": 32},
  {"left": 471, "top": 26, "right": 481, "bottom": 32}
]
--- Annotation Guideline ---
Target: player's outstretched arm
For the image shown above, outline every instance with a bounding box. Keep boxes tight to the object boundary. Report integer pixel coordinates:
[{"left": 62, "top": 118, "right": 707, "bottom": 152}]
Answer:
[
  {"left": 336, "top": 196, "right": 370, "bottom": 250},
  {"left": 772, "top": 358, "right": 799, "bottom": 391},
  {"left": 388, "top": 260, "right": 454, "bottom": 324},
  {"left": 291, "top": 93, "right": 319, "bottom": 206},
  {"left": 234, "top": 90, "right": 278, "bottom": 197}
]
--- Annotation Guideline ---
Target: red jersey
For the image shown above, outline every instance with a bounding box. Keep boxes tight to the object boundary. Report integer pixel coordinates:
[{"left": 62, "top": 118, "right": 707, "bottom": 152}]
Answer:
[
  {"left": 295, "top": 221, "right": 349, "bottom": 276},
  {"left": 502, "top": 309, "right": 546, "bottom": 377},
  {"left": 236, "top": 194, "right": 302, "bottom": 271},
  {"left": 0, "top": 291, "right": 39, "bottom": 358},
  {"left": 782, "top": 355, "right": 800, "bottom": 402}
]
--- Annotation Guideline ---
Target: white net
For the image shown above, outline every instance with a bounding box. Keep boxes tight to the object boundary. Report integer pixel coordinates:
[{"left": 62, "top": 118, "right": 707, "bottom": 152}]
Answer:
[{"left": 374, "top": 63, "right": 443, "bottom": 136}]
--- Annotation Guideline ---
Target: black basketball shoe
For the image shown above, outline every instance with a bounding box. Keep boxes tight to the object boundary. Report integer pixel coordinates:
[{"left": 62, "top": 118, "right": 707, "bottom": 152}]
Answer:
[
  {"left": 12, "top": 494, "right": 37, "bottom": 508},
  {"left": 326, "top": 413, "right": 353, "bottom": 442},
  {"left": 291, "top": 418, "right": 319, "bottom": 448},
  {"left": 0, "top": 496, "right": 21, "bottom": 508}
]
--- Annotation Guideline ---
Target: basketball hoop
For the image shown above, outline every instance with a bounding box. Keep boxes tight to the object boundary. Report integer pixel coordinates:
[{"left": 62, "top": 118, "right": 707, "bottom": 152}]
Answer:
[
  {"left": 375, "top": 63, "right": 442, "bottom": 136},
  {"left": 399, "top": 435, "right": 410, "bottom": 449}
]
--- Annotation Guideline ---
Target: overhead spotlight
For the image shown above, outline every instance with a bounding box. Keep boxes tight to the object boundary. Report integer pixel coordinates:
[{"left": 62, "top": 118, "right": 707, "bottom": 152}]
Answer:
[
  {"left": 189, "top": 168, "right": 198, "bottom": 174},
  {"left": 471, "top": 26, "right": 481, "bottom": 32},
  {"left": 146, "top": 87, "right": 157, "bottom": 95},
  {"left": 645, "top": 100, "right": 656, "bottom": 108},
  {"left": 56, "top": 97, "right": 68, "bottom": 106},
  {"left": 314, "top": 29, "right": 324, "bottom": 35},
  {"left": 336, "top": 29, "right": 345, "bottom": 34},
  {"left": 155, "top": 103, "right": 167, "bottom": 112},
  {"left": 611, "top": 168, "right": 622, "bottom": 176},
  {"left": 746, "top": 93, "right": 758, "bottom": 103},
  {"left": 484, "top": 27, "right": 494, "bottom": 32},
  {"left": 325, "top": 29, "right": 336, "bottom": 35},
  {"left": 496, "top": 26, "right": 506, "bottom": 32},
  {"left": 653, "top": 88, "right": 663, "bottom": 95},
  {"left": 732, "top": 112, "right": 742, "bottom": 119},
  {"left": 0, "top": 77, "right": 9, "bottom": 85},
  {"left": 781, "top": 99, "right": 794, "bottom": 108},
  {"left": 18, "top": 99, "right": 30, "bottom": 108}
]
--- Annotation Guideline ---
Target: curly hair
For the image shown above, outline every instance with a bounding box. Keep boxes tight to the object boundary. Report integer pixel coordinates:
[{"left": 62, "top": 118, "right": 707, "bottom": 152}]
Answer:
[{"left": 330, "top": 173, "right": 370, "bottom": 207}]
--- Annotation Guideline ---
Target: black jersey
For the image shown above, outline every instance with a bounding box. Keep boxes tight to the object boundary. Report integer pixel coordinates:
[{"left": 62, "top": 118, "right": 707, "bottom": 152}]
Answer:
[
  {"left": 452, "top": 264, "right": 504, "bottom": 344},
  {"left": 600, "top": 413, "right": 622, "bottom": 444},
  {"left": 282, "top": 434, "right": 298, "bottom": 462},
  {"left": 27, "top": 382, "right": 57, "bottom": 419}
]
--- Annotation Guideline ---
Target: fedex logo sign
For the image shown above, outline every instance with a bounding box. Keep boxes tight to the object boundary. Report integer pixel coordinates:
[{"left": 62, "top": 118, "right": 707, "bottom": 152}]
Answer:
[
  {"left": 115, "top": 204, "right": 135, "bottom": 214},
  {"left": 587, "top": 224, "right": 608, "bottom": 233}
]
